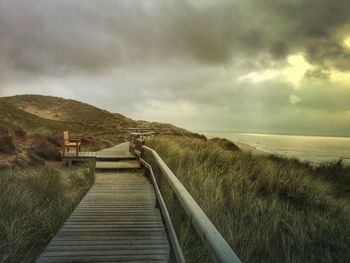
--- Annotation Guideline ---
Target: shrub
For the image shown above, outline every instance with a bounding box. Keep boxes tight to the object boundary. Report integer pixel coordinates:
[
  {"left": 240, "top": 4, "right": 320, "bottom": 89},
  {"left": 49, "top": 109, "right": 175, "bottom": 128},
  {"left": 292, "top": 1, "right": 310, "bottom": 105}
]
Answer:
[
  {"left": 0, "top": 135, "right": 17, "bottom": 154},
  {"left": 29, "top": 137, "right": 61, "bottom": 161},
  {"left": 209, "top": 137, "right": 241, "bottom": 151},
  {"left": 314, "top": 160, "right": 350, "bottom": 197}
]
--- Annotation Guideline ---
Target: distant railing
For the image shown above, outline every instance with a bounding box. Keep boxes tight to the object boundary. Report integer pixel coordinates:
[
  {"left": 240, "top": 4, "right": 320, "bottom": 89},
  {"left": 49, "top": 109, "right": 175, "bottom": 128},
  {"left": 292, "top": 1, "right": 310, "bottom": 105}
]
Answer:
[
  {"left": 129, "top": 132, "right": 241, "bottom": 263},
  {"left": 125, "top": 128, "right": 156, "bottom": 133},
  {"left": 129, "top": 131, "right": 156, "bottom": 154}
]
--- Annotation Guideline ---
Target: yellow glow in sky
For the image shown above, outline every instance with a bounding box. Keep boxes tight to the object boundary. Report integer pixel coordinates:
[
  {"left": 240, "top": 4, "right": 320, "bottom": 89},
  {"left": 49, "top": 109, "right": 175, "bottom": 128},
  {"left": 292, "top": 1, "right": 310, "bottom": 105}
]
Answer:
[
  {"left": 331, "top": 70, "right": 350, "bottom": 84},
  {"left": 238, "top": 54, "right": 312, "bottom": 88},
  {"left": 283, "top": 55, "right": 312, "bottom": 86},
  {"left": 238, "top": 52, "right": 350, "bottom": 88},
  {"left": 344, "top": 36, "right": 350, "bottom": 48}
]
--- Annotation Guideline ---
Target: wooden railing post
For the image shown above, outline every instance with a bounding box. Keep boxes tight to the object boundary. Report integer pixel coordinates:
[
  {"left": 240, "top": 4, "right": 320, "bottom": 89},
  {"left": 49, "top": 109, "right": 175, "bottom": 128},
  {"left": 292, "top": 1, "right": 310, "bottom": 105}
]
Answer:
[
  {"left": 136, "top": 138, "right": 139, "bottom": 153},
  {"left": 136, "top": 134, "right": 140, "bottom": 153},
  {"left": 169, "top": 193, "right": 182, "bottom": 263},
  {"left": 129, "top": 133, "right": 133, "bottom": 152},
  {"left": 154, "top": 164, "right": 163, "bottom": 209},
  {"left": 138, "top": 138, "right": 144, "bottom": 160},
  {"left": 134, "top": 136, "right": 138, "bottom": 154},
  {"left": 171, "top": 193, "right": 182, "bottom": 241},
  {"left": 75, "top": 141, "right": 79, "bottom": 157}
]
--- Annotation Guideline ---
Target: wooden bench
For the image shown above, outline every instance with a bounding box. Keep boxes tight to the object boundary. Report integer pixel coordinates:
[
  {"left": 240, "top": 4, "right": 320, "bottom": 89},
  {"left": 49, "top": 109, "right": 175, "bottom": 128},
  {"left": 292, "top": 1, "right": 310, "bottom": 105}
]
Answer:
[{"left": 62, "top": 131, "right": 81, "bottom": 157}]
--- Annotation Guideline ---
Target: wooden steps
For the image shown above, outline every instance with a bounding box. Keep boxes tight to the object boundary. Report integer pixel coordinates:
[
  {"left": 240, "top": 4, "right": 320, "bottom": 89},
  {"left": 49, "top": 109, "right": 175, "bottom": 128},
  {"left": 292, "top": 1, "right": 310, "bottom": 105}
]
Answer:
[
  {"left": 96, "top": 146, "right": 139, "bottom": 172},
  {"left": 63, "top": 152, "right": 97, "bottom": 166},
  {"left": 95, "top": 160, "right": 141, "bottom": 171},
  {"left": 37, "top": 143, "right": 170, "bottom": 263},
  {"left": 96, "top": 151, "right": 135, "bottom": 161}
]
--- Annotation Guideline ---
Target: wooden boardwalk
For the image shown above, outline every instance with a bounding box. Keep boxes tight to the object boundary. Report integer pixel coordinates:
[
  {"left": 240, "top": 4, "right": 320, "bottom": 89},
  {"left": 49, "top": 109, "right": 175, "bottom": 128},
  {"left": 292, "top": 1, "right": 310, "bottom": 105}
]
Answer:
[{"left": 37, "top": 143, "right": 170, "bottom": 262}]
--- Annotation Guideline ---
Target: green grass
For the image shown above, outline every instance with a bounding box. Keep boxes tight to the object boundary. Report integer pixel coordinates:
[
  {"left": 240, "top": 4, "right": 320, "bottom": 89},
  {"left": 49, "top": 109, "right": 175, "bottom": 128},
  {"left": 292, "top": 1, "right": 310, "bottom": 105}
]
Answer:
[
  {"left": 145, "top": 136, "right": 350, "bottom": 263},
  {"left": 0, "top": 163, "right": 95, "bottom": 262}
]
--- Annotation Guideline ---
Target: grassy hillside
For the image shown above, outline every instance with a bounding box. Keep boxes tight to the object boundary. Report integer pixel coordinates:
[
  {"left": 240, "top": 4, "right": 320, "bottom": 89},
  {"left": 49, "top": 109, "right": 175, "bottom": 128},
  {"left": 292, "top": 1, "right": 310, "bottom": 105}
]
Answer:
[
  {"left": 0, "top": 163, "right": 95, "bottom": 262},
  {"left": 0, "top": 100, "right": 75, "bottom": 134},
  {"left": 0, "top": 94, "right": 192, "bottom": 167},
  {"left": 1, "top": 95, "right": 190, "bottom": 135},
  {"left": 3, "top": 95, "right": 136, "bottom": 129},
  {"left": 145, "top": 136, "right": 350, "bottom": 263}
]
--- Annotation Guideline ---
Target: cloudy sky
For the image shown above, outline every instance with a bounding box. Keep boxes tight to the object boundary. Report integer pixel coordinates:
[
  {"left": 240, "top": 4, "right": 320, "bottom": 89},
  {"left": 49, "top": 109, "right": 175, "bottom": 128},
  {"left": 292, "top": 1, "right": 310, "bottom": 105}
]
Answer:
[{"left": 1, "top": 0, "right": 350, "bottom": 136}]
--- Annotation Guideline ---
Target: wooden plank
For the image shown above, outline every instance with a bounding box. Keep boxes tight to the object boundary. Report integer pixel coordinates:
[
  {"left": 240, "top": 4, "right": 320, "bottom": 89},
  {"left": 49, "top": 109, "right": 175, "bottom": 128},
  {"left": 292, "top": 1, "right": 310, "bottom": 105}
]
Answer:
[
  {"left": 45, "top": 246, "right": 169, "bottom": 252},
  {"left": 66, "top": 220, "right": 163, "bottom": 223},
  {"left": 56, "top": 231, "right": 167, "bottom": 237},
  {"left": 49, "top": 240, "right": 169, "bottom": 245},
  {"left": 61, "top": 225, "right": 165, "bottom": 229},
  {"left": 95, "top": 160, "right": 141, "bottom": 170},
  {"left": 37, "top": 255, "right": 168, "bottom": 263},
  {"left": 62, "top": 224, "right": 164, "bottom": 228},
  {"left": 50, "top": 236, "right": 168, "bottom": 241},
  {"left": 49, "top": 235, "right": 168, "bottom": 241},
  {"left": 96, "top": 150, "right": 135, "bottom": 160},
  {"left": 40, "top": 249, "right": 169, "bottom": 257},
  {"left": 63, "top": 151, "right": 97, "bottom": 158}
]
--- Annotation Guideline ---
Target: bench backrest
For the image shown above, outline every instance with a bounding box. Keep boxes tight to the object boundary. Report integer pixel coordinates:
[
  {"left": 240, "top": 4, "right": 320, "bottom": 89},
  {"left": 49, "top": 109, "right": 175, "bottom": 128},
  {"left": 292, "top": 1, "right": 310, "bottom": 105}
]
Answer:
[{"left": 63, "top": 131, "right": 69, "bottom": 142}]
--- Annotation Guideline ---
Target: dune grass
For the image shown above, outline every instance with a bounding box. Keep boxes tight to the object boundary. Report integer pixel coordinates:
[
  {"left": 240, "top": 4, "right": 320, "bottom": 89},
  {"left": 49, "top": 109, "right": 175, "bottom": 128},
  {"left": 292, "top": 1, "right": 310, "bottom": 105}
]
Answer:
[
  {"left": 145, "top": 136, "right": 350, "bottom": 263},
  {"left": 0, "top": 163, "right": 95, "bottom": 262}
]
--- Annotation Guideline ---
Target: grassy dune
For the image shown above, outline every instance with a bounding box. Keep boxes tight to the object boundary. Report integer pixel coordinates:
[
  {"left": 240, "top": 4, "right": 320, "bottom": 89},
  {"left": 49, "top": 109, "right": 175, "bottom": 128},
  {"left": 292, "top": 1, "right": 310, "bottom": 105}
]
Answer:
[
  {"left": 0, "top": 95, "right": 194, "bottom": 168},
  {"left": 0, "top": 163, "right": 95, "bottom": 262},
  {"left": 145, "top": 136, "right": 350, "bottom": 263}
]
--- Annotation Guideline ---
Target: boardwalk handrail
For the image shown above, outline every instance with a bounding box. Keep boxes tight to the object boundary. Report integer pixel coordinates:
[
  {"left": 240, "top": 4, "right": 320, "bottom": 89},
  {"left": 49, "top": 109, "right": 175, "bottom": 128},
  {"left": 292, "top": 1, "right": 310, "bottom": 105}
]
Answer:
[
  {"left": 140, "top": 158, "right": 185, "bottom": 263},
  {"left": 129, "top": 132, "right": 241, "bottom": 263}
]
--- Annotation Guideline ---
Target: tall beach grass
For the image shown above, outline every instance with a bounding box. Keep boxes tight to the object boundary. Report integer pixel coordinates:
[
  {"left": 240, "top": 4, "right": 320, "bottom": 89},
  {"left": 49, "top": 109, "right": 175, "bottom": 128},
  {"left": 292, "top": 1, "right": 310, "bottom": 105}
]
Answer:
[
  {"left": 145, "top": 136, "right": 350, "bottom": 263},
  {"left": 0, "top": 163, "right": 94, "bottom": 262}
]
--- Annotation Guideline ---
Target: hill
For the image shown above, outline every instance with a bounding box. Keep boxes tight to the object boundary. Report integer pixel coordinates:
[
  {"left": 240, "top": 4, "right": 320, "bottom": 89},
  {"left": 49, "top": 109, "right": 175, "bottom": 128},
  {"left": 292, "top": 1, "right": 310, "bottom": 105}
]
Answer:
[
  {"left": 0, "top": 94, "right": 193, "bottom": 167},
  {"left": 3, "top": 95, "right": 135, "bottom": 130}
]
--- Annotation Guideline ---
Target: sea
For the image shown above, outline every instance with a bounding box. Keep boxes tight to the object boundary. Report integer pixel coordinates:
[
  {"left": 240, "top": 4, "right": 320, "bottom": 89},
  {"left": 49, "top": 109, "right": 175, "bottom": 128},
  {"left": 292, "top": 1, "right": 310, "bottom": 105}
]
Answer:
[{"left": 202, "top": 131, "right": 350, "bottom": 166}]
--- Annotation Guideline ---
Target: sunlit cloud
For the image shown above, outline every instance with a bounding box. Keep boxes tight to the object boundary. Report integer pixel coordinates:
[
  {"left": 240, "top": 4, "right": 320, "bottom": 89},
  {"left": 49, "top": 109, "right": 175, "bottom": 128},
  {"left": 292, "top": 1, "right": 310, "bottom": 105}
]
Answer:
[
  {"left": 344, "top": 36, "right": 350, "bottom": 48},
  {"left": 331, "top": 70, "right": 350, "bottom": 84},
  {"left": 238, "top": 54, "right": 313, "bottom": 88},
  {"left": 238, "top": 70, "right": 279, "bottom": 84},
  {"left": 289, "top": 95, "right": 301, "bottom": 105},
  {"left": 284, "top": 55, "right": 313, "bottom": 88}
]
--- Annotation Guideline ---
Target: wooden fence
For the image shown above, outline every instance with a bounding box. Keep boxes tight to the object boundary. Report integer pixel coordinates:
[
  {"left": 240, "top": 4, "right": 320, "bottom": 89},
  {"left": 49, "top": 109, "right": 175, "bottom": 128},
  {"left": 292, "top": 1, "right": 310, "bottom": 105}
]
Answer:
[{"left": 129, "top": 132, "right": 241, "bottom": 263}]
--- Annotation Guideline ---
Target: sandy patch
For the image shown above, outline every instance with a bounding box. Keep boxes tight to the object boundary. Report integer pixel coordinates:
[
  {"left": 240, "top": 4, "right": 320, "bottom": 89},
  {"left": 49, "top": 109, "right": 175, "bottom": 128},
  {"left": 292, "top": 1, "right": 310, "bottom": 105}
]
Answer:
[{"left": 19, "top": 105, "right": 63, "bottom": 120}]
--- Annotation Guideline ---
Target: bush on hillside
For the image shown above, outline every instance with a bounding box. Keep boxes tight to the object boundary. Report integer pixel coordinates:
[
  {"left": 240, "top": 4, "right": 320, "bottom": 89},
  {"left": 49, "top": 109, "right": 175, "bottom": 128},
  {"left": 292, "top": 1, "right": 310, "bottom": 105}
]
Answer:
[
  {"left": 314, "top": 160, "right": 350, "bottom": 197},
  {"left": 209, "top": 137, "right": 241, "bottom": 151},
  {"left": 30, "top": 137, "right": 61, "bottom": 161},
  {"left": 0, "top": 135, "right": 17, "bottom": 154}
]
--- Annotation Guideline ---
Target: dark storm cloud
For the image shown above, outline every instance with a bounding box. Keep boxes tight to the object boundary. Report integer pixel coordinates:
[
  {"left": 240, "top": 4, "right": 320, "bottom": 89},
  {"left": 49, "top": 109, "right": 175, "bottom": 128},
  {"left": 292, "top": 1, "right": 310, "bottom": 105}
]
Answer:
[
  {"left": 304, "top": 69, "right": 330, "bottom": 80},
  {"left": 1, "top": 0, "right": 350, "bottom": 136},
  {"left": 1, "top": 0, "right": 350, "bottom": 79},
  {"left": 256, "top": 0, "right": 350, "bottom": 70}
]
